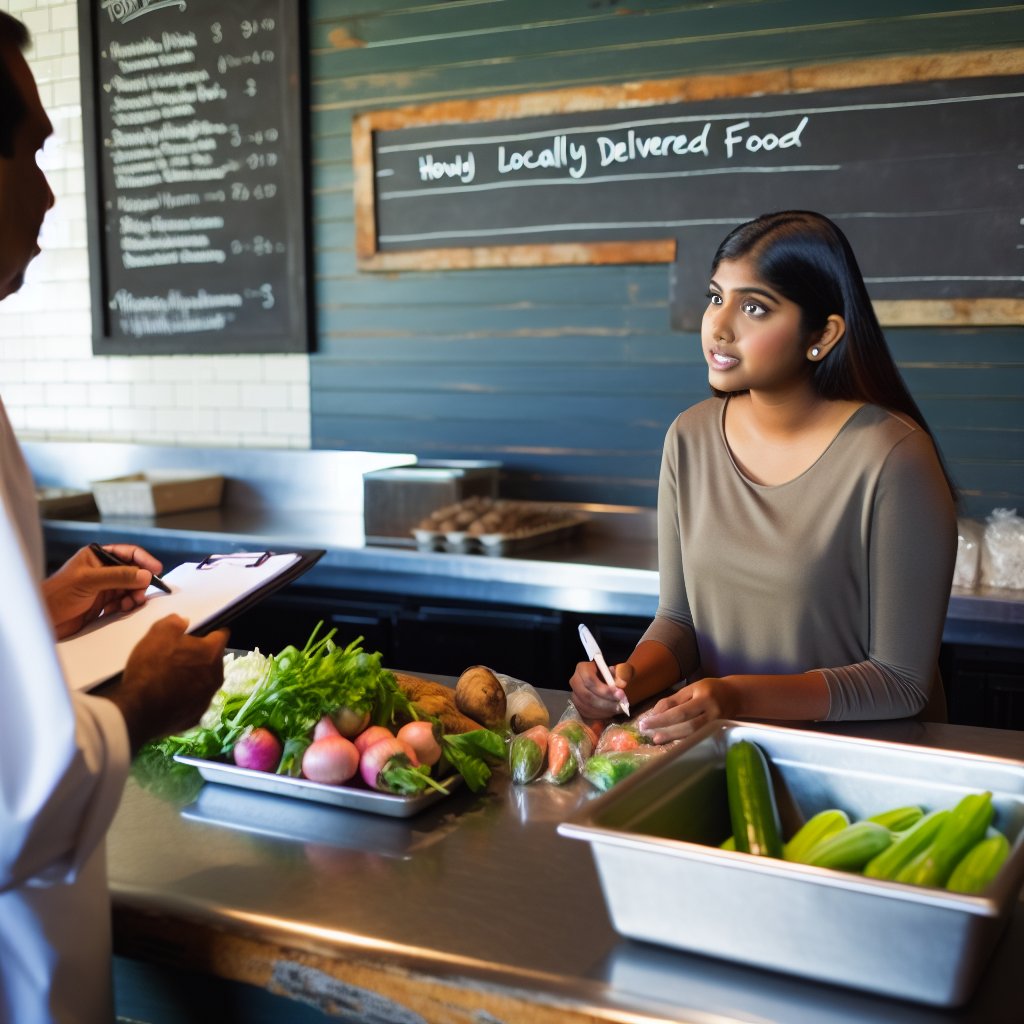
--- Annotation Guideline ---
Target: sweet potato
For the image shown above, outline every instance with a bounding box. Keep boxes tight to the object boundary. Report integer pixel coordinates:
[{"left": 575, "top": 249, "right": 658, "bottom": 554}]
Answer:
[
  {"left": 392, "top": 673, "right": 481, "bottom": 734},
  {"left": 455, "top": 665, "right": 507, "bottom": 729}
]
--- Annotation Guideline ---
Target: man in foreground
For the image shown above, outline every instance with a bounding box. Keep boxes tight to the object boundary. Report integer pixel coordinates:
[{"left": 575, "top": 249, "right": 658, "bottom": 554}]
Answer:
[{"left": 1, "top": 14, "right": 228, "bottom": 1021}]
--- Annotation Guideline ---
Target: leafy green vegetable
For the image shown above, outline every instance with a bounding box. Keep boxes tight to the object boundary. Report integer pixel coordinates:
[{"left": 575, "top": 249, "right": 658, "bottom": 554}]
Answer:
[
  {"left": 136, "top": 623, "right": 414, "bottom": 788},
  {"left": 440, "top": 728, "right": 506, "bottom": 792}
]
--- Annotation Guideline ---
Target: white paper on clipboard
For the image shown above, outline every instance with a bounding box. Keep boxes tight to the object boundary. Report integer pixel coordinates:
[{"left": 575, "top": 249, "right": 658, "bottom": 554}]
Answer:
[{"left": 57, "top": 552, "right": 301, "bottom": 692}]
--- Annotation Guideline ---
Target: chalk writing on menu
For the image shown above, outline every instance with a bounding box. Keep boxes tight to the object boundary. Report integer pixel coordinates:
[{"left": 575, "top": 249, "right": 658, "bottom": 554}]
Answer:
[
  {"left": 367, "top": 73, "right": 1023, "bottom": 320},
  {"left": 90, "top": 0, "right": 303, "bottom": 351}
]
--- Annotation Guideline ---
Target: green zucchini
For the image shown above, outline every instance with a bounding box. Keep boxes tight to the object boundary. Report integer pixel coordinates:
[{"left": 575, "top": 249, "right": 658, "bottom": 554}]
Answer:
[
  {"left": 804, "top": 820, "right": 892, "bottom": 871},
  {"left": 946, "top": 833, "right": 1011, "bottom": 894},
  {"left": 783, "top": 809, "right": 850, "bottom": 863},
  {"left": 866, "top": 805, "right": 924, "bottom": 832},
  {"left": 725, "top": 740, "right": 783, "bottom": 858},
  {"left": 720, "top": 835, "right": 736, "bottom": 851},
  {"left": 897, "top": 792, "right": 994, "bottom": 889},
  {"left": 863, "top": 808, "right": 951, "bottom": 880}
]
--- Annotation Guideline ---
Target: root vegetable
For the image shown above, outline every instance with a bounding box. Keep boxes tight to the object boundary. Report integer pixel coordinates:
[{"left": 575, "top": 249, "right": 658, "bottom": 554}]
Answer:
[
  {"left": 331, "top": 705, "right": 371, "bottom": 738},
  {"left": 544, "top": 719, "right": 597, "bottom": 785},
  {"left": 506, "top": 687, "right": 549, "bottom": 733},
  {"left": 232, "top": 727, "right": 282, "bottom": 773},
  {"left": 392, "top": 672, "right": 453, "bottom": 702},
  {"left": 360, "top": 736, "right": 448, "bottom": 795},
  {"left": 354, "top": 725, "right": 394, "bottom": 755},
  {"left": 313, "top": 715, "right": 340, "bottom": 741},
  {"left": 595, "top": 722, "right": 650, "bottom": 754},
  {"left": 302, "top": 735, "right": 360, "bottom": 784},
  {"left": 397, "top": 720, "right": 443, "bottom": 766},
  {"left": 455, "top": 665, "right": 507, "bottom": 729},
  {"left": 393, "top": 673, "right": 481, "bottom": 733}
]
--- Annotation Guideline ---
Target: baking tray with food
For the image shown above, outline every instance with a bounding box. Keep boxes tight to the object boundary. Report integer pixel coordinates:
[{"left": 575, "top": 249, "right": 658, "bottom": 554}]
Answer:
[
  {"left": 133, "top": 630, "right": 508, "bottom": 818},
  {"left": 412, "top": 496, "right": 589, "bottom": 555},
  {"left": 174, "top": 753, "right": 459, "bottom": 818},
  {"left": 558, "top": 720, "right": 1024, "bottom": 1007}
]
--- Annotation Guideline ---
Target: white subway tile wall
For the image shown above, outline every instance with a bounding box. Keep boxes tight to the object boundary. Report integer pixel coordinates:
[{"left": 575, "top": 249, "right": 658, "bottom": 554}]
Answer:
[{"left": 0, "top": 0, "right": 312, "bottom": 448}]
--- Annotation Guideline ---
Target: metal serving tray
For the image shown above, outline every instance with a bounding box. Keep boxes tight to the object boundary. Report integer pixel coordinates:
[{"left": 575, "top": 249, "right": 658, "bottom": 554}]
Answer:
[
  {"left": 174, "top": 755, "right": 457, "bottom": 819},
  {"left": 557, "top": 721, "right": 1024, "bottom": 1007}
]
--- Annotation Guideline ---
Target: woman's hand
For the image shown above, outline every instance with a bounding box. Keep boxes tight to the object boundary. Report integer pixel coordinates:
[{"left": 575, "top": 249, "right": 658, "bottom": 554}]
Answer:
[
  {"left": 569, "top": 659, "right": 633, "bottom": 720},
  {"left": 41, "top": 544, "right": 164, "bottom": 639},
  {"left": 637, "top": 677, "right": 739, "bottom": 743}
]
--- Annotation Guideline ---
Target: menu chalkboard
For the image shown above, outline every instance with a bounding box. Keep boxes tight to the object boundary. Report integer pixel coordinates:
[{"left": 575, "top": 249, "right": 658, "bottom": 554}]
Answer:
[
  {"left": 78, "top": 0, "right": 308, "bottom": 354},
  {"left": 353, "top": 51, "right": 1024, "bottom": 328}
]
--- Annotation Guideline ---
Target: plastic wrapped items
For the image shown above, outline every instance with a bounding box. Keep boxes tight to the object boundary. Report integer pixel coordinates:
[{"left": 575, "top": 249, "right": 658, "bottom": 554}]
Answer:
[
  {"left": 582, "top": 747, "right": 669, "bottom": 792},
  {"left": 953, "top": 518, "right": 984, "bottom": 589},
  {"left": 980, "top": 508, "right": 1024, "bottom": 590},
  {"left": 543, "top": 708, "right": 598, "bottom": 784},
  {"left": 509, "top": 725, "right": 549, "bottom": 784},
  {"left": 594, "top": 721, "right": 653, "bottom": 755}
]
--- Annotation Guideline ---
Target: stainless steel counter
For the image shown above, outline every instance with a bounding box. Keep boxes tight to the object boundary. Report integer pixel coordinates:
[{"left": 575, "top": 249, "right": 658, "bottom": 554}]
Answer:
[
  {"left": 27, "top": 439, "right": 1024, "bottom": 640},
  {"left": 108, "top": 700, "right": 1024, "bottom": 1023}
]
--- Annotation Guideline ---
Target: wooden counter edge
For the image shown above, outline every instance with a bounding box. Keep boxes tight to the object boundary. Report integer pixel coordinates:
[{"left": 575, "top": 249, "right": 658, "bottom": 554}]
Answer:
[{"left": 112, "top": 903, "right": 629, "bottom": 1024}]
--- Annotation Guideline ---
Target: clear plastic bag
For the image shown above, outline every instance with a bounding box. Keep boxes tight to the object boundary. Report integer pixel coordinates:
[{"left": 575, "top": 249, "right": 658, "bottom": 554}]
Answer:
[
  {"left": 594, "top": 720, "right": 654, "bottom": 755},
  {"left": 542, "top": 703, "right": 598, "bottom": 784},
  {"left": 953, "top": 517, "right": 984, "bottom": 589},
  {"left": 508, "top": 724, "right": 549, "bottom": 784},
  {"left": 582, "top": 746, "right": 669, "bottom": 792},
  {"left": 489, "top": 669, "right": 550, "bottom": 732},
  {"left": 980, "top": 508, "right": 1024, "bottom": 590}
]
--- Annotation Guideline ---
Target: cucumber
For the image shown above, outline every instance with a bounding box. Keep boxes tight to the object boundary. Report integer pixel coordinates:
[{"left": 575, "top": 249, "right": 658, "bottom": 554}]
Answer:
[
  {"left": 946, "top": 833, "right": 1011, "bottom": 894},
  {"left": 863, "top": 808, "right": 951, "bottom": 880},
  {"left": 866, "top": 805, "right": 924, "bottom": 832},
  {"left": 725, "top": 740, "right": 783, "bottom": 858},
  {"left": 897, "top": 792, "right": 994, "bottom": 889},
  {"left": 783, "top": 809, "right": 850, "bottom": 863},
  {"left": 804, "top": 820, "right": 892, "bottom": 871}
]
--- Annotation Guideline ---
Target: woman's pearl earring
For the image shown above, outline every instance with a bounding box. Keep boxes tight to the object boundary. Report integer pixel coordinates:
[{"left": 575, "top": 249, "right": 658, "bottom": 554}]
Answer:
[{"left": 811, "top": 347, "right": 821, "bottom": 358}]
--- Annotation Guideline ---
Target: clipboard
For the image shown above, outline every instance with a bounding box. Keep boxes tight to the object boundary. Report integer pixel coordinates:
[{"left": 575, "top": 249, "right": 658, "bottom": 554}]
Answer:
[{"left": 57, "top": 548, "right": 324, "bottom": 692}]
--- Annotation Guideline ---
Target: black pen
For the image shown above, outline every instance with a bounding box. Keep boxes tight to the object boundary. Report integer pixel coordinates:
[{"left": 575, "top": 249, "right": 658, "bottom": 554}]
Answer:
[{"left": 88, "top": 542, "right": 171, "bottom": 594}]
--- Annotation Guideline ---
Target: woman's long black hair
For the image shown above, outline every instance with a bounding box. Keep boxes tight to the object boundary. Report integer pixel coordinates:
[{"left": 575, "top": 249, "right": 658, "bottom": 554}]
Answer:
[{"left": 710, "top": 210, "right": 958, "bottom": 501}]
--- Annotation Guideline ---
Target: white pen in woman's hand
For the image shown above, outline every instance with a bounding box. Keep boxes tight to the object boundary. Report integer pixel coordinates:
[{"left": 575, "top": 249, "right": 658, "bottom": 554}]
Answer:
[{"left": 578, "top": 623, "right": 630, "bottom": 716}]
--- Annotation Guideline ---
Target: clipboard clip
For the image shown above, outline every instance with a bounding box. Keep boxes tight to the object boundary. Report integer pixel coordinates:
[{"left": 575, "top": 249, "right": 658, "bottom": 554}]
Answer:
[{"left": 197, "top": 551, "right": 273, "bottom": 569}]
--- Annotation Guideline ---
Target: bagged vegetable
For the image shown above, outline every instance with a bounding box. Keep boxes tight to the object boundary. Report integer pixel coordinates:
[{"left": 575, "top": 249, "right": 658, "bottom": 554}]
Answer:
[
  {"left": 594, "top": 720, "right": 652, "bottom": 755},
  {"left": 980, "top": 508, "right": 1024, "bottom": 589},
  {"left": 543, "top": 706, "right": 597, "bottom": 784},
  {"left": 582, "top": 747, "right": 668, "bottom": 792},
  {"left": 509, "top": 725, "right": 549, "bottom": 784}
]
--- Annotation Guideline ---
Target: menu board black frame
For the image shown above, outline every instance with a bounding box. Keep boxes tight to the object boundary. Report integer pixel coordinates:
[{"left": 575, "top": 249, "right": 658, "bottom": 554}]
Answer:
[{"left": 78, "top": 0, "right": 310, "bottom": 355}]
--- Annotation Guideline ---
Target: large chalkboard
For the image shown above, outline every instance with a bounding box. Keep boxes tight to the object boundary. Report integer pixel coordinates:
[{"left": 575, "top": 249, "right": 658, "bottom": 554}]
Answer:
[
  {"left": 353, "top": 51, "right": 1024, "bottom": 328},
  {"left": 79, "top": 0, "right": 309, "bottom": 354}
]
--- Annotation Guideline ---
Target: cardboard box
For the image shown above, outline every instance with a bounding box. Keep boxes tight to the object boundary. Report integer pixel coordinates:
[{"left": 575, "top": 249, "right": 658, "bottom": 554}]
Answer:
[{"left": 91, "top": 471, "right": 224, "bottom": 517}]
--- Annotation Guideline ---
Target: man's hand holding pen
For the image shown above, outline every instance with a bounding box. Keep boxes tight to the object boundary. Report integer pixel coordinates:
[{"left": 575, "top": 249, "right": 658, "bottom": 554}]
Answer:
[{"left": 41, "top": 543, "right": 167, "bottom": 639}]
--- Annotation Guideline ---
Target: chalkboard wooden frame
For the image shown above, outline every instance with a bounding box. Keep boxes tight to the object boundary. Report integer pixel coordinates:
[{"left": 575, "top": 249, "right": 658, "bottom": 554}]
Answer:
[
  {"left": 353, "top": 49, "right": 1024, "bottom": 328},
  {"left": 78, "top": 0, "right": 311, "bottom": 355}
]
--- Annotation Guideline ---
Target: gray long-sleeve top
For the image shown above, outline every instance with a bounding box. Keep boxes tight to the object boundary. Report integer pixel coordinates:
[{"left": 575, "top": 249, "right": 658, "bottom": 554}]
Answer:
[{"left": 640, "top": 398, "right": 957, "bottom": 721}]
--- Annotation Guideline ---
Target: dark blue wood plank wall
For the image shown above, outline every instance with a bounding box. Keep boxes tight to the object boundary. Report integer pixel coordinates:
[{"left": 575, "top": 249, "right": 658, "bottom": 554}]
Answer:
[{"left": 307, "top": 0, "right": 1024, "bottom": 515}]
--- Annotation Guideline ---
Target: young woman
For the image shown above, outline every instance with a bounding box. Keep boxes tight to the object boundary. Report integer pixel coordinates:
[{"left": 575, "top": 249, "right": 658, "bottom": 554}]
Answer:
[{"left": 569, "top": 211, "right": 957, "bottom": 741}]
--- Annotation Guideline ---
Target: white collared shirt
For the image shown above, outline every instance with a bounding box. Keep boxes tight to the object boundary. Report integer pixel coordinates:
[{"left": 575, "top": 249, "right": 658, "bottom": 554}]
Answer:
[{"left": 0, "top": 398, "right": 130, "bottom": 1024}]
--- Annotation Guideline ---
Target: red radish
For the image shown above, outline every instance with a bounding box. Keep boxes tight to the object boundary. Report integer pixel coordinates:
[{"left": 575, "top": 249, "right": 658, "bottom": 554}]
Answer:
[
  {"left": 331, "top": 706, "right": 371, "bottom": 738},
  {"left": 359, "top": 736, "right": 448, "bottom": 795},
  {"left": 353, "top": 725, "right": 394, "bottom": 756},
  {"left": 302, "top": 735, "right": 360, "bottom": 785},
  {"left": 313, "top": 715, "right": 340, "bottom": 741},
  {"left": 232, "top": 726, "right": 282, "bottom": 773},
  {"left": 397, "top": 720, "right": 442, "bottom": 766}
]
